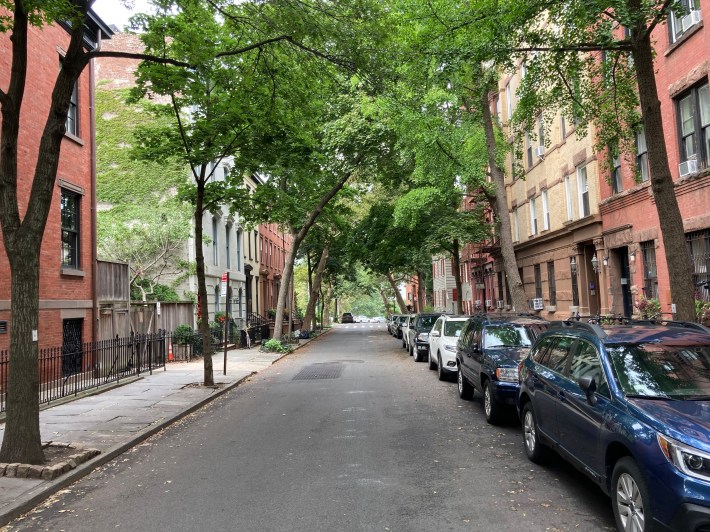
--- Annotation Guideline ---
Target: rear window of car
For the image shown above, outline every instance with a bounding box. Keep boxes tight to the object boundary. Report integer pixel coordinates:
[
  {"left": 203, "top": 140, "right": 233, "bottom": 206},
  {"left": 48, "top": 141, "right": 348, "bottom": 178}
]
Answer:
[
  {"left": 444, "top": 321, "right": 465, "bottom": 337},
  {"left": 608, "top": 343, "right": 710, "bottom": 399},
  {"left": 483, "top": 325, "right": 534, "bottom": 348},
  {"left": 416, "top": 316, "right": 437, "bottom": 329}
]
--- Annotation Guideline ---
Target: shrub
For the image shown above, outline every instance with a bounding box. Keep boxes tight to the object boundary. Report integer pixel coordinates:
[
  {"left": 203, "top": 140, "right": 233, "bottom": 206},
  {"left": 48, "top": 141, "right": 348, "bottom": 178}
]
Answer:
[
  {"left": 173, "top": 324, "right": 195, "bottom": 345},
  {"left": 261, "top": 339, "right": 292, "bottom": 354},
  {"left": 697, "top": 300, "right": 710, "bottom": 325},
  {"left": 634, "top": 297, "right": 661, "bottom": 319}
]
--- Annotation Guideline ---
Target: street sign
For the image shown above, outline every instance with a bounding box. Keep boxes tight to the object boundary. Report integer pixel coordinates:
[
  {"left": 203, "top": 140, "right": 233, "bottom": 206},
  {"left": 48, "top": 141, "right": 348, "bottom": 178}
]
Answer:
[{"left": 221, "top": 272, "right": 229, "bottom": 297}]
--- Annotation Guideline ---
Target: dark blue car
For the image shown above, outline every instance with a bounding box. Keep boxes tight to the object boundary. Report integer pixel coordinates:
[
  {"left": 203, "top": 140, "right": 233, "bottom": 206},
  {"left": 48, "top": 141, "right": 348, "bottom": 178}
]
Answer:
[{"left": 518, "top": 319, "right": 710, "bottom": 532}]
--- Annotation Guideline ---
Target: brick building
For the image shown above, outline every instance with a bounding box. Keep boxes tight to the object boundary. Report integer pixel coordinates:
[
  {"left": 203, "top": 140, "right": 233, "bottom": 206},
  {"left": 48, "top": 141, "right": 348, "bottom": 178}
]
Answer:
[
  {"left": 0, "top": 11, "right": 112, "bottom": 351},
  {"left": 259, "top": 223, "right": 292, "bottom": 316},
  {"left": 599, "top": 1, "right": 710, "bottom": 317}
]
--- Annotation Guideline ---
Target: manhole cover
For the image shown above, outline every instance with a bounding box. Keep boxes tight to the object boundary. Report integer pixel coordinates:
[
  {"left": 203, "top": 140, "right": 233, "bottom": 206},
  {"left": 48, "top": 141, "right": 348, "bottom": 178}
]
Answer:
[{"left": 292, "top": 363, "right": 343, "bottom": 380}]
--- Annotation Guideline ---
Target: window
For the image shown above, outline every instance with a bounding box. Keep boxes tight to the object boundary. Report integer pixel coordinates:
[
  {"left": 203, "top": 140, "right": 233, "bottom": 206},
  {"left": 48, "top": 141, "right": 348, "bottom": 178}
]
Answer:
[
  {"left": 545, "top": 337, "right": 576, "bottom": 374},
  {"left": 529, "top": 197, "right": 538, "bottom": 235},
  {"left": 61, "top": 189, "right": 80, "bottom": 269},
  {"left": 526, "top": 132, "right": 533, "bottom": 168},
  {"left": 577, "top": 165, "right": 590, "bottom": 218},
  {"left": 571, "top": 257, "right": 580, "bottom": 306},
  {"left": 560, "top": 115, "right": 567, "bottom": 140},
  {"left": 513, "top": 208, "right": 520, "bottom": 241},
  {"left": 534, "top": 264, "right": 542, "bottom": 298},
  {"left": 569, "top": 340, "right": 609, "bottom": 397},
  {"left": 641, "top": 240, "right": 659, "bottom": 299},
  {"left": 547, "top": 261, "right": 557, "bottom": 306},
  {"left": 541, "top": 189, "right": 550, "bottom": 231},
  {"left": 610, "top": 145, "right": 622, "bottom": 193},
  {"left": 669, "top": 0, "right": 701, "bottom": 44},
  {"left": 676, "top": 83, "right": 709, "bottom": 170},
  {"left": 61, "top": 56, "right": 79, "bottom": 137},
  {"left": 537, "top": 116, "right": 545, "bottom": 150},
  {"left": 564, "top": 175, "right": 574, "bottom": 221},
  {"left": 236, "top": 230, "right": 242, "bottom": 271},
  {"left": 686, "top": 229, "right": 710, "bottom": 301},
  {"left": 510, "top": 145, "right": 517, "bottom": 180},
  {"left": 506, "top": 82, "right": 512, "bottom": 120},
  {"left": 495, "top": 96, "right": 502, "bottom": 124},
  {"left": 226, "top": 226, "right": 231, "bottom": 269},
  {"left": 636, "top": 128, "right": 650, "bottom": 182},
  {"left": 212, "top": 218, "right": 219, "bottom": 266}
]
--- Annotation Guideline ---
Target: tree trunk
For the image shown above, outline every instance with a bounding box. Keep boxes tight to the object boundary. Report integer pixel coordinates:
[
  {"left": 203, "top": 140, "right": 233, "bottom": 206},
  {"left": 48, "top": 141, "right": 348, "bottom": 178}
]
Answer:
[
  {"left": 323, "top": 284, "right": 333, "bottom": 325},
  {"left": 452, "top": 239, "right": 464, "bottom": 314},
  {"left": 0, "top": 247, "right": 44, "bottom": 464},
  {"left": 273, "top": 230, "right": 299, "bottom": 340},
  {"left": 194, "top": 180, "right": 214, "bottom": 386},
  {"left": 417, "top": 271, "right": 426, "bottom": 312},
  {"left": 379, "top": 287, "right": 392, "bottom": 316},
  {"left": 480, "top": 85, "right": 527, "bottom": 312},
  {"left": 302, "top": 245, "right": 329, "bottom": 330},
  {"left": 630, "top": 14, "right": 695, "bottom": 320},
  {"left": 386, "top": 272, "right": 408, "bottom": 312}
]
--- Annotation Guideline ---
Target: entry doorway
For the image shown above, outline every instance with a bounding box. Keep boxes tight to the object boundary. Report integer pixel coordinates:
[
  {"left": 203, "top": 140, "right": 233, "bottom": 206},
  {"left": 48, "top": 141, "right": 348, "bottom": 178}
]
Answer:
[
  {"left": 61, "top": 318, "right": 83, "bottom": 377},
  {"left": 615, "top": 247, "right": 633, "bottom": 317}
]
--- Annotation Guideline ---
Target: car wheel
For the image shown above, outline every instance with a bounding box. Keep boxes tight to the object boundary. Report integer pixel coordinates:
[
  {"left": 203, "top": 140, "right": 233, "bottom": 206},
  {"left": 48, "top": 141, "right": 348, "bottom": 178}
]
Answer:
[
  {"left": 522, "top": 402, "right": 547, "bottom": 463},
  {"left": 457, "top": 366, "right": 473, "bottom": 400},
  {"left": 402, "top": 339, "right": 406, "bottom": 349},
  {"left": 612, "top": 457, "right": 652, "bottom": 532},
  {"left": 437, "top": 354, "right": 447, "bottom": 381},
  {"left": 483, "top": 380, "right": 502, "bottom": 425},
  {"left": 429, "top": 352, "right": 437, "bottom": 370},
  {"left": 412, "top": 345, "right": 420, "bottom": 361}
]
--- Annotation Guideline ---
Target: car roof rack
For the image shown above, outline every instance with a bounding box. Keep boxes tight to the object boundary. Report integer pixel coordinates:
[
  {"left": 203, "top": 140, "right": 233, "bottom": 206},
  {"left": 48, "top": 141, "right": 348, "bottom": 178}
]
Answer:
[
  {"left": 632, "top": 319, "right": 710, "bottom": 333},
  {"left": 549, "top": 319, "right": 608, "bottom": 340}
]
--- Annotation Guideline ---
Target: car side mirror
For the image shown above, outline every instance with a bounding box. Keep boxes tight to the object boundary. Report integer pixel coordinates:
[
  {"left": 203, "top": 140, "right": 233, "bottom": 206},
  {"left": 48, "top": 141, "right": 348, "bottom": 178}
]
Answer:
[
  {"left": 578, "top": 375, "right": 598, "bottom": 406},
  {"left": 430, "top": 331, "right": 440, "bottom": 338},
  {"left": 472, "top": 344, "right": 480, "bottom": 353}
]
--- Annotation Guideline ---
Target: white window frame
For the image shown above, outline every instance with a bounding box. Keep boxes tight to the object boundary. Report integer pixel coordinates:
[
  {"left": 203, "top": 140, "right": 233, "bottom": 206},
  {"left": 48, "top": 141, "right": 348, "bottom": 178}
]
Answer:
[
  {"left": 564, "top": 175, "right": 574, "bottom": 221},
  {"left": 577, "top": 165, "right": 590, "bottom": 218},
  {"left": 506, "top": 83, "right": 512, "bottom": 121},
  {"left": 529, "top": 197, "right": 538, "bottom": 235},
  {"left": 513, "top": 208, "right": 520, "bottom": 242},
  {"left": 541, "top": 189, "right": 550, "bottom": 231}
]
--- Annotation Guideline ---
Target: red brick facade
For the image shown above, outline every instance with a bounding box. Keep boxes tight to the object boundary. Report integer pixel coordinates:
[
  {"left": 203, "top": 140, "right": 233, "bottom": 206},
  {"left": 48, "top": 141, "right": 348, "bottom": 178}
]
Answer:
[
  {"left": 258, "top": 223, "right": 292, "bottom": 316},
  {"left": 599, "top": 1, "right": 710, "bottom": 317},
  {"left": 0, "top": 14, "right": 111, "bottom": 350}
]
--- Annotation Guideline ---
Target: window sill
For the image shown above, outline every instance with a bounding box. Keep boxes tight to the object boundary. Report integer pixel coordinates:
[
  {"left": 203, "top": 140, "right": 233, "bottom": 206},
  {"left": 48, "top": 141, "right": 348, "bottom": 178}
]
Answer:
[
  {"left": 63, "top": 132, "right": 85, "bottom": 146},
  {"left": 61, "top": 268, "right": 85, "bottom": 277}
]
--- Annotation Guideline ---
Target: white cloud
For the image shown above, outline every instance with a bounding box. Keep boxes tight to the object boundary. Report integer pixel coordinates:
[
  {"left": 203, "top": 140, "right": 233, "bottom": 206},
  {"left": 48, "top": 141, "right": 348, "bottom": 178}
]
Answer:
[{"left": 92, "top": 0, "right": 153, "bottom": 30}]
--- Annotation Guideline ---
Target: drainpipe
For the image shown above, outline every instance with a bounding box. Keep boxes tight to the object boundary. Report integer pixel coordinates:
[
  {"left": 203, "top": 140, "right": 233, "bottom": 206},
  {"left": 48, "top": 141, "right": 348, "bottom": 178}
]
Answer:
[{"left": 90, "top": 30, "right": 101, "bottom": 343}]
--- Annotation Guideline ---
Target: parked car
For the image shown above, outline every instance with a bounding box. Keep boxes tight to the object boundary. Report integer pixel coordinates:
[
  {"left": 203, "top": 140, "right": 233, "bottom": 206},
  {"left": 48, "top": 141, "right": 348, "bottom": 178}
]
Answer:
[
  {"left": 401, "top": 314, "right": 414, "bottom": 351},
  {"left": 407, "top": 313, "right": 441, "bottom": 362},
  {"left": 457, "top": 314, "right": 548, "bottom": 424},
  {"left": 518, "top": 319, "right": 710, "bottom": 532},
  {"left": 388, "top": 315, "right": 400, "bottom": 335},
  {"left": 394, "top": 315, "right": 407, "bottom": 339},
  {"left": 428, "top": 315, "right": 468, "bottom": 380},
  {"left": 341, "top": 312, "right": 354, "bottom": 324}
]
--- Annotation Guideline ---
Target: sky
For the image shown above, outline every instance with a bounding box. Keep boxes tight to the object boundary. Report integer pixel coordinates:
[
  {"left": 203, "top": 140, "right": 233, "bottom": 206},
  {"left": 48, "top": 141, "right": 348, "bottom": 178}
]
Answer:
[{"left": 92, "top": 0, "right": 153, "bottom": 31}]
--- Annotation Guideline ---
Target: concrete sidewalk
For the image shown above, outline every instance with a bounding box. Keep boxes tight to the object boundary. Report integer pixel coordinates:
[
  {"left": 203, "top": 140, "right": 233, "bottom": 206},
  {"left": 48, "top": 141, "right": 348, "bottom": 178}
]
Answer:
[{"left": 0, "top": 335, "right": 317, "bottom": 526}]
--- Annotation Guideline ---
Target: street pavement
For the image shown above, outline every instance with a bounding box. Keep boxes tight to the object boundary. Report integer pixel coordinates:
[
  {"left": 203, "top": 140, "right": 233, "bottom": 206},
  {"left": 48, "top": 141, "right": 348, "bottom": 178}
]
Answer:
[
  {"left": 0, "top": 332, "right": 329, "bottom": 526},
  {"left": 2, "top": 323, "right": 616, "bottom": 531}
]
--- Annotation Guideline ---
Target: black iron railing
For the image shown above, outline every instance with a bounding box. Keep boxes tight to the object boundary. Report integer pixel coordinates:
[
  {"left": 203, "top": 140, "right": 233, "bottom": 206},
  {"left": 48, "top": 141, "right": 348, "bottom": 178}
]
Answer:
[{"left": 0, "top": 332, "right": 167, "bottom": 413}]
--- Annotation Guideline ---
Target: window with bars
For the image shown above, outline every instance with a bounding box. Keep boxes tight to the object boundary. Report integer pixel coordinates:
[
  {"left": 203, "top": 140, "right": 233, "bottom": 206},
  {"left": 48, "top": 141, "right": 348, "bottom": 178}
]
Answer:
[
  {"left": 641, "top": 241, "right": 659, "bottom": 299},
  {"left": 61, "top": 189, "right": 80, "bottom": 269},
  {"left": 547, "top": 261, "right": 557, "bottom": 305},
  {"left": 534, "top": 264, "right": 542, "bottom": 298},
  {"left": 687, "top": 229, "right": 710, "bottom": 301}
]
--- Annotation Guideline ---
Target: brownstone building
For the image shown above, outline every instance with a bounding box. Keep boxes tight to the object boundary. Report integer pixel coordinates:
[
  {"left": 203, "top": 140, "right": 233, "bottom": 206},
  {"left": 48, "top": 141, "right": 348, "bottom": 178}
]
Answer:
[{"left": 0, "top": 12, "right": 112, "bottom": 351}]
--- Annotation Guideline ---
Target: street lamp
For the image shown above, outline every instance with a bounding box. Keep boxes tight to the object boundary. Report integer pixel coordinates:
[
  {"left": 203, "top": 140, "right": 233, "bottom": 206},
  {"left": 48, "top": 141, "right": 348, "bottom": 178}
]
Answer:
[
  {"left": 591, "top": 255, "right": 599, "bottom": 273},
  {"left": 570, "top": 256, "right": 577, "bottom": 274}
]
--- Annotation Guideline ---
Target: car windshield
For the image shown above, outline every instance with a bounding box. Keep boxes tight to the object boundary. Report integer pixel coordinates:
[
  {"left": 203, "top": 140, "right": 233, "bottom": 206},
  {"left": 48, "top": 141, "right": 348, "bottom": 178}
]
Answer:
[
  {"left": 416, "top": 316, "right": 437, "bottom": 330},
  {"left": 483, "top": 325, "right": 534, "bottom": 348},
  {"left": 608, "top": 343, "right": 710, "bottom": 400},
  {"left": 444, "top": 321, "right": 465, "bottom": 337},
  {"left": 397, "top": 316, "right": 406, "bottom": 324}
]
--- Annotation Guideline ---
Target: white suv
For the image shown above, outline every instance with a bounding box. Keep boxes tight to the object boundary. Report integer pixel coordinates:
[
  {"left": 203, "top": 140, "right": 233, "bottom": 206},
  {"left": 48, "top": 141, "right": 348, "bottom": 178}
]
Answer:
[{"left": 428, "top": 315, "right": 468, "bottom": 380}]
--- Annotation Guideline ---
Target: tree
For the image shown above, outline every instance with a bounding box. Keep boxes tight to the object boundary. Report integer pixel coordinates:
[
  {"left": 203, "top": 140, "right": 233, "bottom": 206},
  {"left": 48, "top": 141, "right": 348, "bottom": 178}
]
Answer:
[{"left": 0, "top": 0, "right": 222, "bottom": 465}]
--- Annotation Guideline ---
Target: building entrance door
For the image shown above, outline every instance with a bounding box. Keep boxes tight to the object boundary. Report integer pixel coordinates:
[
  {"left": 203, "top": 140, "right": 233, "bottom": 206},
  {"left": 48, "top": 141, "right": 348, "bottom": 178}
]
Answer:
[
  {"left": 61, "top": 318, "right": 83, "bottom": 377},
  {"left": 618, "top": 247, "right": 633, "bottom": 317}
]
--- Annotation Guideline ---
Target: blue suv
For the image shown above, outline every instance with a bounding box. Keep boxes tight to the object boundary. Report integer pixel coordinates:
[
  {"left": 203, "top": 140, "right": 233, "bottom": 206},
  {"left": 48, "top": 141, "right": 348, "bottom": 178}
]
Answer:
[{"left": 518, "top": 319, "right": 710, "bottom": 532}]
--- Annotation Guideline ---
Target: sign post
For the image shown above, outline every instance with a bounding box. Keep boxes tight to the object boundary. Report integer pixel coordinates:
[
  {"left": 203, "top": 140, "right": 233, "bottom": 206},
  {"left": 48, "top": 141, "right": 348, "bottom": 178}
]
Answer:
[{"left": 221, "top": 272, "right": 229, "bottom": 375}]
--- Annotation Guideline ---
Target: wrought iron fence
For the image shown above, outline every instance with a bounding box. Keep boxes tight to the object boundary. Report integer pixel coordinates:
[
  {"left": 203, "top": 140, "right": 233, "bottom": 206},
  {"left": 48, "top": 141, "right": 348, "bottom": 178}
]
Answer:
[{"left": 0, "top": 332, "right": 167, "bottom": 413}]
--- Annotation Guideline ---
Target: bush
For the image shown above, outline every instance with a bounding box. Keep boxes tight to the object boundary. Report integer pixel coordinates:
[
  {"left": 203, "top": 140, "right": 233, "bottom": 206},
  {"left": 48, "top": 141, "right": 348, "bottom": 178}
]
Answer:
[
  {"left": 697, "top": 300, "right": 710, "bottom": 325},
  {"left": 634, "top": 297, "right": 661, "bottom": 319},
  {"left": 173, "top": 324, "right": 195, "bottom": 345},
  {"left": 261, "top": 339, "right": 292, "bottom": 354}
]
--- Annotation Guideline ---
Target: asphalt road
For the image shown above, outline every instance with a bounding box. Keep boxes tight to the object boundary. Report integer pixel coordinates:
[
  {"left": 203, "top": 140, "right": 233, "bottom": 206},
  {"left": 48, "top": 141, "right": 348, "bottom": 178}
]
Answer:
[{"left": 6, "top": 325, "right": 616, "bottom": 531}]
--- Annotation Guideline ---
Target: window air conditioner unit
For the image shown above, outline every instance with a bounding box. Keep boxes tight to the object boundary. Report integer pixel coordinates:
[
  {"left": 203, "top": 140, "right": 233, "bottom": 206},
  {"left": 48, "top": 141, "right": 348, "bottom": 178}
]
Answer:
[
  {"left": 485, "top": 300, "right": 492, "bottom": 308},
  {"left": 531, "top": 298, "right": 544, "bottom": 311},
  {"left": 496, "top": 300, "right": 504, "bottom": 309},
  {"left": 679, "top": 159, "right": 698, "bottom": 177},
  {"left": 535, "top": 146, "right": 545, "bottom": 158},
  {"left": 681, "top": 10, "right": 702, "bottom": 32}
]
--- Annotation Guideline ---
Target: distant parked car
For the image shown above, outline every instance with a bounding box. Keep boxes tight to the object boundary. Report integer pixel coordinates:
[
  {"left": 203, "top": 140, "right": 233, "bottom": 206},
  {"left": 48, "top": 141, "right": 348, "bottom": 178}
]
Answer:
[
  {"left": 407, "top": 313, "right": 441, "bottom": 362},
  {"left": 388, "top": 315, "right": 400, "bottom": 335},
  {"left": 394, "top": 315, "right": 407, "bottom": 339},
  {"left": 518, "top": 319, "right": 710, "bottom": 532},
  {"left": 341, "top": 312, "right": 354, "bottom": 324},
  {"left": 457, "top": 314, "right": 548, "bottom": 424},
  {"left": 428, "top": 315, "right": 468, "bottom": 380},
  {"left": 401, "top": 315, "right": 414, "bottom": 351}
]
